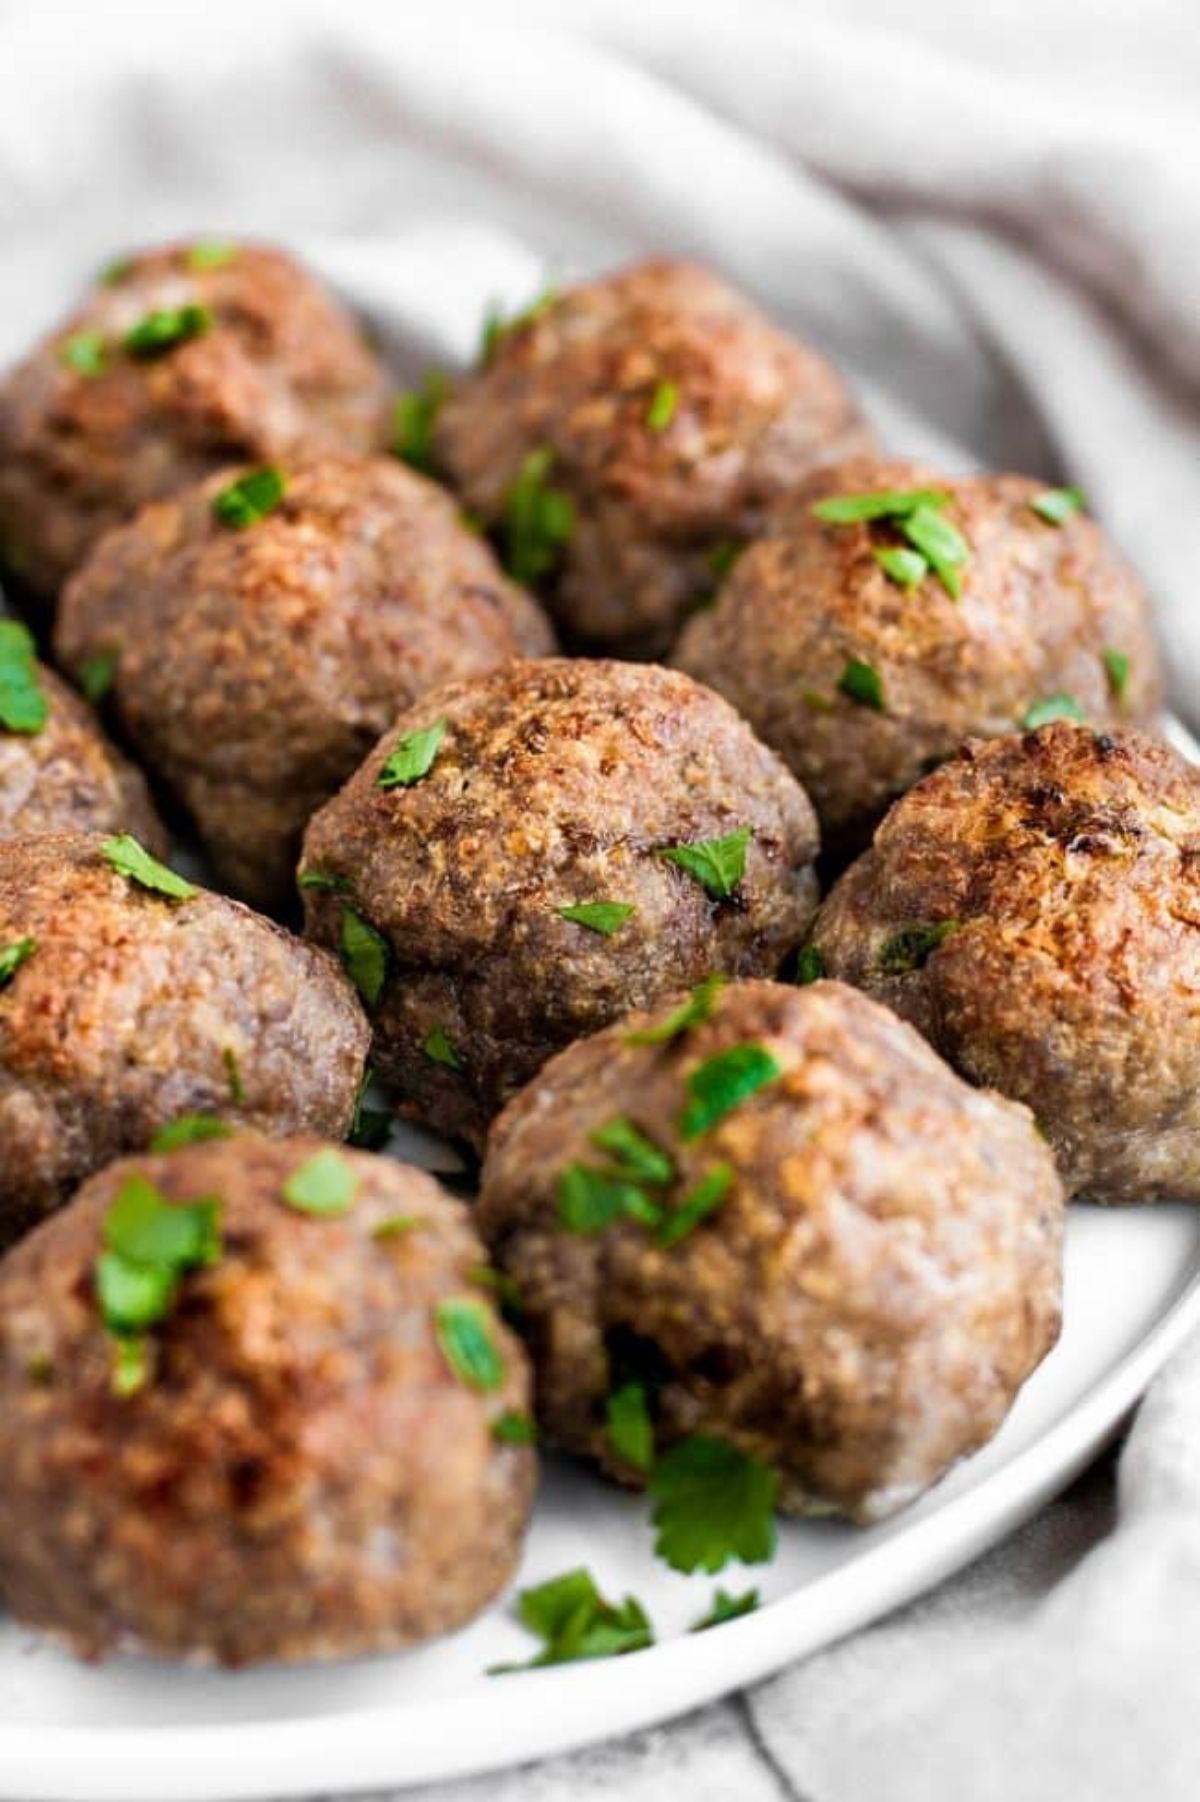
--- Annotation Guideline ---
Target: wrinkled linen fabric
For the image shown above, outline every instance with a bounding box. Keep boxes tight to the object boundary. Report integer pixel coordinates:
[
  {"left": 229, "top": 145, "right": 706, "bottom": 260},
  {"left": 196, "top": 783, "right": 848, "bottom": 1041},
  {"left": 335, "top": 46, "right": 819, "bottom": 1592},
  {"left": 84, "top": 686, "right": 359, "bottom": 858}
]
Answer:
[{"left": 0, "top": 2, "right": 1197, "bottom": 1796}]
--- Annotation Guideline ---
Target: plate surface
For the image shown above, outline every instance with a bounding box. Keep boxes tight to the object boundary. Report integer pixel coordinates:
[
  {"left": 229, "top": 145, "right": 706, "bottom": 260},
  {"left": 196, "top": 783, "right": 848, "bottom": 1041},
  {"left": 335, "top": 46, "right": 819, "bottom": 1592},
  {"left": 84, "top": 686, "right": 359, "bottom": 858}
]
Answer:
[{"left": 3, "top": 719, "right": 1198, "bottom": 1801}]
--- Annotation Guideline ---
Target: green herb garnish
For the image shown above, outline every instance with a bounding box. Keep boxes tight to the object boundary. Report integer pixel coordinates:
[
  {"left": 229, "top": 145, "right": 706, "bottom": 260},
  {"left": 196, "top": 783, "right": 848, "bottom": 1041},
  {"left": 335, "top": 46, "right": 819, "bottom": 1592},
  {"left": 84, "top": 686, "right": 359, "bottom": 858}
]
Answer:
[
  {"left": 707, "top": 540, "right": 743, "bottom": 581},
  {"left": 645, "top": 381, "right": 679, "bottom": 432},
  {"left": 0, "top": 620, "right": 48, "bottom": 734},
  {"left": 60, "top": 331, "right": 107, "bottom": 377},
  {"left": 479, "top": 284, "right": 558, "bottom": 366},
  {"left": 794, "top": 943, "right": 823, "bottom": 985},
  {"left": 392, "top": 371, "right": 448, "bottom": 473},
  {"left": 902, "top": 504, "right": 967, "bottom": 597},
  {"left": 837, "top": 658, "right": 885, "bottom": 711},
  {"left": 494, "top": 1568, "right": 653, "bottom": 1671},
  {"left": 297, "top": 867, "right": 350, "bottom": 894},
  {"left": 500, "top": 447, "right": 574, "bottom": 585},
  {"left": 1030, "top": 486, "right": 1085, "bottom": 525},
  {"left": 436, "top": 1296, "right": 505, "bottom": 1393},
  {"left": 493, "top": 1409, "right": 537, "bottom": 1445},
  {"left": 556, "top": 901, "right": 636, "bottom": 936},
  {"left": 96, "top": 1175, "right": 222, "bottom": 1391},
  {"left": 422, "top": 1025, "right": 464, "bottom": 1072},
  {"left": 79, "top": 649, "right": 118, "bottom": 703},
  {"left": 625, "top": 974, "right": 726, "bottom": 1047},
  {"left": 657, "top": 1163, "right": 734, "bottom": 1248},
  {"left": 648, "top": 1435, "right": 777, "bottom": 1574},
  {"left": 692, "top": 1588, "right": 761, "bottom": 1630},
  {"left": 590, "top": 1117, "right": 675, "bottom": 1186},
  {"left": 376, "top": 719, "right": 447, "bottom": 789},
  {"left": 186, "top": 240, "right": 236, "bottom": 271},
  {"left": 1103, "top": 647, "right": 1130, "bottom": 702},
  {"left": 811, "top": 488, "right": 950, "bottom": 524},
  {"left": 878, "top": 920, "right": 960, "bottom": 974},
  {"left": 372, "top": 1213, "right": 419, "bottom": 1240},
  {"left": 123, "top": 303, "right": 213, "bottom": 357},
  {"left": 212, "top": 466, "right": 285, "bottom": 529},
  {"left": 281, "top": 1147, "right": 358, "bottom": 1217},
  {"left": 340, "top": 905, "right": 389, "bottom": 1006},
  {"left": 874, "top": 545, "right": 928, "bottom": 591},
  {"left": 0, "top": 937, "right": 36, "bottom": 988},
  {"left": 1020, "top": 693, "right": 1086, "bottom": 730},
  {"left": 557, "top": 1165, "right": 664, "bottom": 1235},
  {"left": 655, "top": 826, "right": 751, "bottom": 900},
  {"left": 814, "top": 487, "right": 966, "bottom": 597},
  {"left": 101, "top": 835, "right": 197, "bottom": 901},
  {"left": 680, "top": 1044, "right": 781, "bottom": 1141},
  {"left": 606, "top": 1381, "right": 654, "bottom": 1471},
  {"left": 150, "top": 1115, "right": 233, "bottom": 1152},
  {"left": 348, "top": 1069, "right": 391, "bottom": 1150}
]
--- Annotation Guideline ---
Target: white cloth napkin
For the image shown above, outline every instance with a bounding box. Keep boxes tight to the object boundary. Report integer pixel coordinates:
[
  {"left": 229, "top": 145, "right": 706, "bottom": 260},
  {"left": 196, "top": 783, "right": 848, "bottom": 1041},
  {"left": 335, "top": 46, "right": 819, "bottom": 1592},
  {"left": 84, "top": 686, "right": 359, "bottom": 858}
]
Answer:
[{"left": 1, "top": 2, "right": 1197, "bottom": 1796}]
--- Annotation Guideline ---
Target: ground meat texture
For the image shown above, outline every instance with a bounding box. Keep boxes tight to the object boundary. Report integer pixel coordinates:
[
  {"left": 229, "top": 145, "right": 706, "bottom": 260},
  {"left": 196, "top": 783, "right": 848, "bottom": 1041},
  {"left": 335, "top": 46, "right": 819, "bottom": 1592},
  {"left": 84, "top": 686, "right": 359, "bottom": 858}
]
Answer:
[
  {"left": 477, "top": 977, "right": 1062, "bottom": 1524},
  {"left": 0, "top": 659, "right": 164, "bottom": 847},
  {"left": 674, "top": 457, "right": 1162, "bottom": 860},
  {"left": 0, "top": 834, "right": 368, "bottom": 1249},
  {"left": 300, "top": 659, "right": 820, "bottom": 1151},
  {"left": 0, "top": 240, "right": 391, "bottom": 603},
  {"left": 810, "top": 725, "right": 1200, "bottom": 1203},
  {"left": 56, "top": 457, "right": 555, "bottom": 909},
  {"left": 0, "top": 1133, "right": 535, "bottom": 1664},
  {"left": 432, "top": 259, "right": 874, "bottom": 657}
]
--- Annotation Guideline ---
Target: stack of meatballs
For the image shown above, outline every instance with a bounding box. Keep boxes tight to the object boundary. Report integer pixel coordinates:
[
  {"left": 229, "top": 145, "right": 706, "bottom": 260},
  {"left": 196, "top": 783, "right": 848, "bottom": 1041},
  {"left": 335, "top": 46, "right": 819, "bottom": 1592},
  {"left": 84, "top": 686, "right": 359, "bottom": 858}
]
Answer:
[{"left": 0, "top": 236, "right": 1190, "bottom": 1672}]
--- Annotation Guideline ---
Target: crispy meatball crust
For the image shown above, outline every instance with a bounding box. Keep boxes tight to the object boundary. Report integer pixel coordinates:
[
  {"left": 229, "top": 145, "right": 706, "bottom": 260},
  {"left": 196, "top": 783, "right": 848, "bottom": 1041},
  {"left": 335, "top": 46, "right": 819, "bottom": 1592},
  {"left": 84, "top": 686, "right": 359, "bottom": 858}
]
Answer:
[
  {"left": 0, "top": 241, "right": 391, "bottom": 601},
  {"left": 0, "top": 834, "right": 368, "bottom": 1247},
  {"left": 675, "top": 457, "right": 1163, "bottom": 857},
  {"left": 478, "top": 978, "right": 1063, "bottom": 1523},
  {"left": 56, "top": 457, "right": 555, "bottom": 908},
  {"left": 433, "top": 259, "right": 874, "bottom": 656},
  {"left": 300, "top": 659, "right": 820, "bottom": 1150},
  {"left": 0, "top": 1134, "right": 535, "bottom": 1664},
  {"left": 0, "top": 659, "right": 165, "bottom": 848},
  {"left": 811, "top": 725, "right": 1200, "bottom": 1202}
]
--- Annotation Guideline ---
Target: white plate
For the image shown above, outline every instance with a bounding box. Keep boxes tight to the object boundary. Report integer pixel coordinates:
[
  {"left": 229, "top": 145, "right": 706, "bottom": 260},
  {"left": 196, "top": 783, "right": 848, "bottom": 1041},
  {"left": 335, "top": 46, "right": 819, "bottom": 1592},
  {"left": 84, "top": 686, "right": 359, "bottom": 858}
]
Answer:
[{"left": 3, "top": 718, "right": 1198, "bottom": 1802}]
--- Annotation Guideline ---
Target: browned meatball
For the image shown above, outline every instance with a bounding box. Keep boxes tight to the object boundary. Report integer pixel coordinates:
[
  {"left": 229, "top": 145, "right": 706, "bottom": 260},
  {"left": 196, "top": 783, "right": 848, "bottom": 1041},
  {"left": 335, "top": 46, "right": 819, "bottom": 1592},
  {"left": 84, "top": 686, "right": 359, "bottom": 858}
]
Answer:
[
  {"left": 300, "top": 659, "right": 819, "bottom": 1150},
  {"left": 810, "top": 724, "right": 1200, "bottom": 1202},
  {"left": 675, "top": 457, "right": 1163, "bottom": 859},
  {"left": 0, "top": 240, "right": 391, "bottom": 602},
  {"left": 0, "top": 1133, "right": 535, "bottom": 1664},
  {"left": 478, "top": 978, "right": 1063, "bottom": 1524},
  {"left": 0, "top": 654, "right": 164, "bottom": 848},
  {"left": 56, "top": 457, "right": 555, "bottom": 909},
  {"left": 432, "top": 259, "right": 874, "bottom": 656},
  {"left": 0, "top": 834, "right": 368, "bottom": 1248}
]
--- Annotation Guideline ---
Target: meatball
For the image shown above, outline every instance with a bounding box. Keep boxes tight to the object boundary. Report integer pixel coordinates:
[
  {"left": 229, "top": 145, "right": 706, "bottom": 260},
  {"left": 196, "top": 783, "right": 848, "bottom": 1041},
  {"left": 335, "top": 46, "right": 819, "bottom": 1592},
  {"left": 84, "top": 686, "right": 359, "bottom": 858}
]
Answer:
[
  {"left": 0, "top": 1132, "right": 535, "bottom": 1663},
  {"left": 56, "top": 457, "right": 555, "bottom": 909},
  {"left": 810, "top": 724, "right": 1200, "bottom": 1203},
  {"left": 300, "top": 659, "right": 819, "bottom": 1150},
  {"left": 0, "top": 240, "right": 391, "bottom": 602},
  {"left": 478, "top": 977, "right": 1063, "bottom": 1524},
  {"left": 675, "top": 457, "right": 1162, "bottom": 859},
  {"left": 0, "top": 648, "right": 164, "bottom": 847},
  {"left": 0, "top": 833, "right": 368, "bottom": 1248},
  {"left": 432, "top": 258, "right": 873, "bottom": 656}
]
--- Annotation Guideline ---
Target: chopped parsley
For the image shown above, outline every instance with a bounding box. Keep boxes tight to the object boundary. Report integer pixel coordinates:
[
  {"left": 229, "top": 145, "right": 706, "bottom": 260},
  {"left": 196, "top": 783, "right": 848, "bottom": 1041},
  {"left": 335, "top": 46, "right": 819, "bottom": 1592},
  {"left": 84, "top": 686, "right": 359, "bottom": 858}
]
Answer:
[
  {"left": 123, "top": 303, "right": 213, "bottom": 357},
  {"left": 1030, "top": 486, "right": 1086, "bottom": 525},
  {"left": 811, "top": 487, "right": 950, "bottom": 524},
  {"left": 679, "top": 1043, "right": 781, "bottom": 1140},
  {"left": 376, "top": 719, "right": 447, "bottom": 789},
  {"left": 222, "top": 1046, "right": 244, "bottom": 1103},
  {"left": 878, "top": 920, "right": 960, "bottom": 974},
  {"left": 625, "top": 974, "right": 726, "bottom": 1047},
  {"left": 557, "top": 1165, "right": 663, "bottom": 1235},
  {"left": 794, "top": 943, "right": 824, "bottom": 985},
  {"left": 494, "top": 1568, "right": 653, "bottom": 1671},
  {"left": 657, "top": 1163, "right": 734, "bottom": 1248},
  {"left": 874, "top": 545, "right": 928, "bottom": 591},
  {"left": 645, "top": 381, "right": 679, "bottom": 432},
  {"left": 500, "top": 447, "right": 574, "bottom": 585},
  {"left": 96, "top": 1174, "right": 223, "bottom": 1393},
  {"left": 101, "top": 835, "right": 197, "bottom": 901},
  {"left": 813, "top": 487, "right": 966, "bottom": 598},
  {"left": 0, "top": 937, "right": 36, "bottom": 987},
  {"left": 212, "top": 466, "right": 286, "bottom": 529},
  {"left": 60, "top": 331, "right": 107, "bottom": 377},
  {"left": 837, "top": 657, "right": 885, "bottom": 711},
  {"left": 606, "top": 1381, "right": 654, "bottom": 1471},
  {"left": 435, "top": 1296, "right": 505, "bottom": 1392},
  {"left": 556, "top": 900, "right": 636, "bottom": 936},
  {"left": 655, "top": 826, "right": 751, "bottom": 899},
  {"left": 185, "top": 240, "right": 236, "bottom": 271},
  {"left": 648, "top": 1435, "right": 778, "bottom": 1574},
  {"left": 1103, "top": 647, "right": 1131, "bottom": 702},
  {"left": 1020, "top": 693, "right": 1086, "bottom": 730},
  {"left": 422, "top": 1025, "right": 464, "bottom": 1072},
  {"left": 79, "top": 649, "right": 118, "bottom": 703},
  {"left": 340, "top": 905, "right": 389, "bottom": 1007},
  {"left": 901, "top": 504, "right": 967, "bottom": 598},
  {"left": 282, "top": 1147, "right": 358, "bottom": 1216},
  {"left": 0, "top": 620, "right": 48, "bottom": 734},
  {"left": 150, "top": 1115, "right": 233, "bottom": 1152},
  {"left": 493, "top": 1409, "right": 537, "bottom": 1445},
  {"left": 590, "top": 1116, "right": 675, "bottom": 1185},
  {"left": 348, "top": 1069, "right": 391, "bottom": 1150},
  {"left": 480, "top": 283, "right": 558, "bottom": 366},
  {"left": 297, "top": 867, "right": 350, "bottom": 894},
  {"left": 692, "top": 1588, "right": 761, "bottom": 1631},
  {"left": 372, "top": 1213, "right": 419, "bottom": 1240},
  {"left": 392, "top": 371, "right": 448, "bottom": 473},
  {"left": 707, "top": 540, "right": 743, "bottom": 582}
]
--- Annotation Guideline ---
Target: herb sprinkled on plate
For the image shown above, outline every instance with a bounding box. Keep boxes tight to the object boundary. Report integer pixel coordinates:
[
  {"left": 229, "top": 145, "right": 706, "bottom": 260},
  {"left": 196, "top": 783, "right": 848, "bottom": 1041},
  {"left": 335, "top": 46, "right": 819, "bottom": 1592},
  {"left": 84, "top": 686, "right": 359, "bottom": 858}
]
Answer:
[
  {"left": 491, "top": 1567, "right": 653, "bottom": 1672},
  {"left": 648, "top": 1435, "right": 777, "bottom": 1574}
]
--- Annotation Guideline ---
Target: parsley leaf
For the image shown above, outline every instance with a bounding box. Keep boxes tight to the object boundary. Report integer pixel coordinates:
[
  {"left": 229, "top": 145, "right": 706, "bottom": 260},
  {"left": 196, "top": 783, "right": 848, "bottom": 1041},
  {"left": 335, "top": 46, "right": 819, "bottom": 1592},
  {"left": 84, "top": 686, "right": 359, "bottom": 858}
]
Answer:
[
  {"left": 1020, "top": 693, "right": 1086, "bottom": 730},
  {"left": 422, "top": 1025, "right": 464, "bottom": 1071},
  {"left": 558, "top": 1165, "right": 664, "bottom": 1235},
  {"left": 655, "top": 825, "right": 751, "bottom": 899},
  {"left": 101, "top": 835, "right": 197, "bottom": 901},
  {"left": 348, "top": 1069, "right": 391, "bottom": 1150},
  {"left": 0, "top": 936, "right": 36, "bottom": 987},
  {"left": 186, "top": 240, "right": 236, "bottom": 271},
  {"left": 222, "top": 1046, "right": 244, "bottom": 1103},
  {"left": 96, "top": 1174, "right": 223, "bottom": 1388},
  {"left": 392, "top": 371, "right": 449, "bottom": 473},
  {"left": 0, "top": 620, "right": 49, "bottom": 734},
  {"left": 625, "top": 974, "right": 726, "bottom": 1047},
  {"left": 436, "top": 1296, "right": 505, "bottom": 1392},
  {"left": 878, "top": 920, "right": 960, "bottom": 974},
  {"left": 692, "top": 1588, "right": 761, "bottom": 1631},
  {"left": 648, "top": 1435, "right": 778, "bottom": 1574},
  {"left": 212, "top": 466, "right": 286, "bottom": 528},
  {"left": 645, "top": 381, "right": 679, "bottom": 432},
  {"left": 556, "top": 900, "right": 636, "bottom": 936},
  {"left": 480, "top": 284, "right": 558, "bottom": 366},
  {"left": 372, "top": 1213, "right": 419, "bottom": 1240},
  {"left": 657, "top": 1163, "right": 734, "bottom": 1248},
  {"left": 1103, "top": 647, "right": 1131, "bottom": 702},
  {"left": 493, "top": 1409, "right": 537, "bottom": 1445},
  {"left": 340, "top": 905, "right": 389, "bottom": 1007},
  {"left": 123, "top": 303, "right": 213, "bottom": 357},
  {"left": 150, "top": 1115, "right": 233, "bottom": 1152},
  {"left": 297, "top": 867, "right": 350, "bottom": 894},
  {"left": 495, "top": 1568, "right": 653, "bottom": 1671},
  {"left": 794, "top": 943, "right": 823, "bottom": 985},
  {"left": 837, "top": 657, "right": 885, "bottom": 711},
  {"left": 282, "top": 1147, "right": 358, "bottom": 1216},
  {"left": 874, "top": 545, "right": 928, "bottom": 591},
  {"left": 606, "top": 1381, "right": 654, "bottom": 1471},
  {"left": 902, "top": 504, "right": 967, "bottom": 598},
  {"left": 590, "top": 1116, "right": 675, "bottom": 1185},
  {"left": 1030, "top": 486, "right": 1086, "bottom": 525},
  {"left": 376, "top": 719, "right": 447, "bottom": 789},
  {"left": 60, "top": 331, "right": 107, "bottom": 377},
  {"left": 680, "top": 1043, "right": 781, "bottom": 1140},
  {"left": 811, "top": 487, "right": 951, "bottom": 524},
  {"left": 500, "top": 447, "right": 574, "bottom": 585},
  {"left": 79, "top": 649, "right": 118, "bottom": 703}
]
